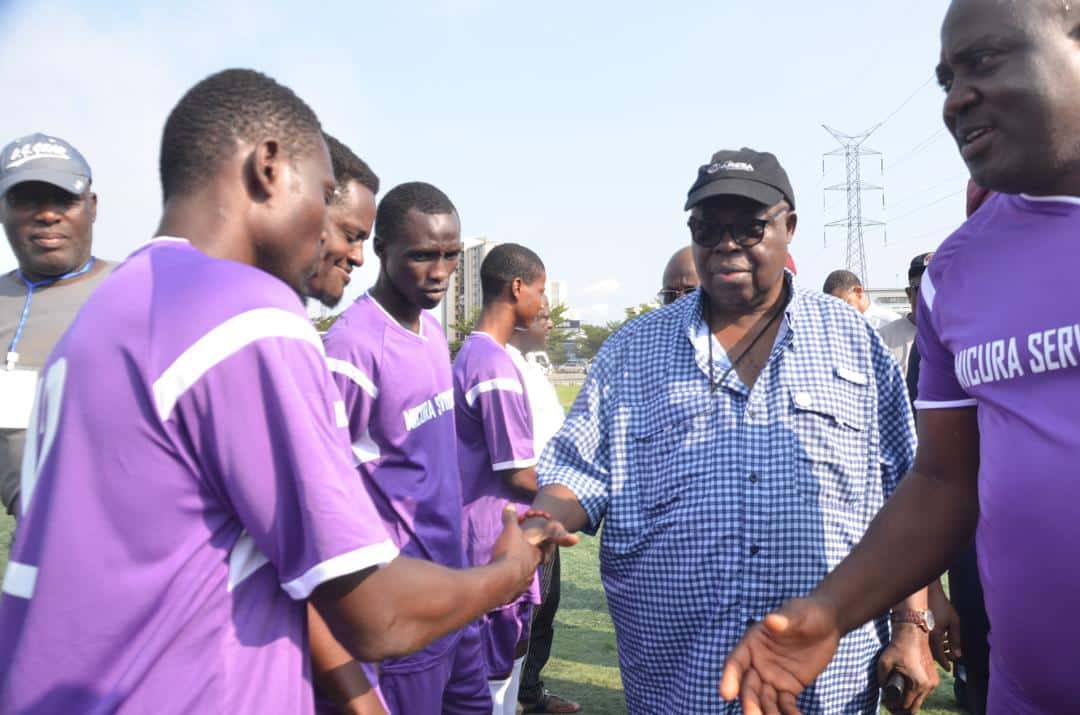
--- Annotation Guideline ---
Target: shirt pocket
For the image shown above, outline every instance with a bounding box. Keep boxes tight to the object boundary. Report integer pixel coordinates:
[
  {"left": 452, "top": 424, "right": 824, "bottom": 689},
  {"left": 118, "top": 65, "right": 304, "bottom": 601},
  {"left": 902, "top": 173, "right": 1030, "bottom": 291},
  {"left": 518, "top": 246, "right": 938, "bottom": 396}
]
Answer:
[
  {"left": 789, "top": 380, "right": 871, "bottom": 507},
  {"left": 627, "top": 396, "right": 714, "bottom": 520}
]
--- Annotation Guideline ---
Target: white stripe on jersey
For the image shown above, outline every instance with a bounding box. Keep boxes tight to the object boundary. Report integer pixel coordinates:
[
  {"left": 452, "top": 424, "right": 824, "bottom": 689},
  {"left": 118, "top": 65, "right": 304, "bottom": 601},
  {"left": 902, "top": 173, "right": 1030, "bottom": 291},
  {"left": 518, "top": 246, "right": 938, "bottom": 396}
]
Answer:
[
  {"left": 326, "top": 357, "right": 379, "bottom": 399},
  {"left": 2, "top": 561, "right": 38, "bottom": 599},
  {"left": 492, "top": 456, "right": 538, "bottom": 471},
  {"left": 227, "top": 531, "right": 270, "bottom": 592},
  {"left": 913, "top": 398, "right": 978, "bottom": 410},
  {"left": 920, "top": 270, "right": 937, "bottom": 313},
  {"left": 352, "top": 428, "right": 381, "bottom": 465},
  {"left": 333, "top": 400, "right": 349, "bottom": 428},
  {"left": 153, "top": 308, "right": 324, "bottom": 422},
  {"left": 281, "top": 540, "right": 399, "bottom": 600},
  {"left": 465, "top": 378, "right": 523, "bottom": 407}
]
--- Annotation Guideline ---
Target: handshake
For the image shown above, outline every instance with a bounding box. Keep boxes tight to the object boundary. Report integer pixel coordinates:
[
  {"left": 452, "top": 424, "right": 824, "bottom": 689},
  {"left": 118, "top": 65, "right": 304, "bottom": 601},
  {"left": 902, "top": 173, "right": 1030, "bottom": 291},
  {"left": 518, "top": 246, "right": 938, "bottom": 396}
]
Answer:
[{"left": 489, "top": 505, "right": 579, "bottom": 604}]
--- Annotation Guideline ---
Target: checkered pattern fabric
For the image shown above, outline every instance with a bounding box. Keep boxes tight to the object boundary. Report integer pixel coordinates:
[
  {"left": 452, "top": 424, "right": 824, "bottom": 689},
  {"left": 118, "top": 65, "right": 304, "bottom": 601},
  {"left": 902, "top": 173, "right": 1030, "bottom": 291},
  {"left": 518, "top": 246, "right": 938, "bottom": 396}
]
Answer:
[{"left": 538, "top": 276, "right": 916, "bottom": 714}]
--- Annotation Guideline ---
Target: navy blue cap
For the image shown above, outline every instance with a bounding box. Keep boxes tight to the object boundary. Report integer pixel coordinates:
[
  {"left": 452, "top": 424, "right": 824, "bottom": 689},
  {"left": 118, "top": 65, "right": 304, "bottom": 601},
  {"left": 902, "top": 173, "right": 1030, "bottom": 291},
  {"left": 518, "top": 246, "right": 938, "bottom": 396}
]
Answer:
[{"left": 0, "top": 133, "right": 92, "bottom": 199}]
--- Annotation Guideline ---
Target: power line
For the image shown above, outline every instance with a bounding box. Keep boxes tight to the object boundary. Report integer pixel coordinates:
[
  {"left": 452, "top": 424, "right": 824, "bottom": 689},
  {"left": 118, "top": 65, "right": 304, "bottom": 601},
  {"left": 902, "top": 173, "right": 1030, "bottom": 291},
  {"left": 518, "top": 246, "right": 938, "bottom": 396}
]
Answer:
[
  {"left": 888, "top": 173, "right": 969, "bottom": 209},
  {"left": 901, "top": 220, "right": 964, "bottom": 245},
  {"left": 889, "top": 189, "right": 965, "bottom": 224},
  {"left": 875, "top": 74, "right": 937, "bottom": 131},
  {"left": 887, "top": 128, "right": 948, "bottom": 171}
]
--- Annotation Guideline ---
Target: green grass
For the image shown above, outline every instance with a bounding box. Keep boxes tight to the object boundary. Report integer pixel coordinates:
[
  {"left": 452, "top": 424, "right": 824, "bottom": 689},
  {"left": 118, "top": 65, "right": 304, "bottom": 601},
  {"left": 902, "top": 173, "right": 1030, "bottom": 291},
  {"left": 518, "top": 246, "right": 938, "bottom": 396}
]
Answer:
[
  {"left": 556, "top": 384, "right": 582, "bottom": 412},
  {"left": 1, "top": 512, "right": 13, "bottom": 575}
]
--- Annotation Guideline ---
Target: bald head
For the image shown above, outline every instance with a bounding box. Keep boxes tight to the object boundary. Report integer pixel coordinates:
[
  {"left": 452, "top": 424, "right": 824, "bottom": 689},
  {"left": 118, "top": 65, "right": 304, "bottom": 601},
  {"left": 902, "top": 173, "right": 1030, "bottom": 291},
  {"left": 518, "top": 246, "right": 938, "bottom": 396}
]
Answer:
[
  {"left": 660, "top": 247, "right": 699, "bottom": 305},
  {"left": 944, "top": 0, "right": 1079, "bottom": 33}
]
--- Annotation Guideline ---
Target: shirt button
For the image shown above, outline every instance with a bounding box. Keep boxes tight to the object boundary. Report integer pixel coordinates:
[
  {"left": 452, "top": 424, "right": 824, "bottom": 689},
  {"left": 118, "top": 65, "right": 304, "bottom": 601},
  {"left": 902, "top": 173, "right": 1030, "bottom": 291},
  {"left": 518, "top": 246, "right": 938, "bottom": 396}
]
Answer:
[
  {"left": 749, "top": 472, "right": 759, "bottom": 484},
  {"left": 749, "top": 545, "right": 760, "bottom": 556},
  {"left": 794, "top": 391, "right": 813, "bottom": 408}
]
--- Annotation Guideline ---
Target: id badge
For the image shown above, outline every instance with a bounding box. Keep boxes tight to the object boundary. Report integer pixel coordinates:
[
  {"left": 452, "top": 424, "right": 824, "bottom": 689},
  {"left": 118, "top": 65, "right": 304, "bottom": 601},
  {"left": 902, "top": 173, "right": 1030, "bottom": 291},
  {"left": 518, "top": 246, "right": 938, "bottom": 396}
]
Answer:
[{"left": 0, "top": 367, "right": 40, "bottom": 429}]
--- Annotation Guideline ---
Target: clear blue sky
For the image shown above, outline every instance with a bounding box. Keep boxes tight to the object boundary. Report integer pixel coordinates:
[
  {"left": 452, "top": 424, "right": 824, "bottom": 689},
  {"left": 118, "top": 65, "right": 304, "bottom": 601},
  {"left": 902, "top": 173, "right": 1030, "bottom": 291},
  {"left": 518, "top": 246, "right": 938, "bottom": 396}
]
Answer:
[{"left": 0, "top": 0, "right": 967, "bottom": 322}]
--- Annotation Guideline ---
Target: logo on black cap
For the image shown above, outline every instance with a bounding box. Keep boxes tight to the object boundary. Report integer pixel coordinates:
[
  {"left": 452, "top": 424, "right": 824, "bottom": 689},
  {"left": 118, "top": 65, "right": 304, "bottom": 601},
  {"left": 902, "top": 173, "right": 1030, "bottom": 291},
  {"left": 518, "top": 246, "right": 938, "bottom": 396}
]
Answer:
[{"left": 686, "top": 148, "right": 795, "bottom": 212}]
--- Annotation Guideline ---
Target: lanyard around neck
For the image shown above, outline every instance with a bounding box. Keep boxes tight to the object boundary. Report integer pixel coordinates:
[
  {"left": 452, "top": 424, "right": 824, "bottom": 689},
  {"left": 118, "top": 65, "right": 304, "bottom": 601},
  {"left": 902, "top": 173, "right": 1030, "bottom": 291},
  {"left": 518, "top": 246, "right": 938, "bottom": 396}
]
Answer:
[
  {"left": 703, "top": 284, "right": 788, "bottom": 393},
  {"left": 6, "top": 257, "right": 96, "bottom": 369}
]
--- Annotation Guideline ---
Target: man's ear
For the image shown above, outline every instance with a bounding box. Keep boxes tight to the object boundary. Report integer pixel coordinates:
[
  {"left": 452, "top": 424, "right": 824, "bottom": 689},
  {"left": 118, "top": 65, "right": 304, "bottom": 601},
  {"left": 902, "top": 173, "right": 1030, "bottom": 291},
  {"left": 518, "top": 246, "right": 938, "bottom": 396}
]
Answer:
[
  {"left": 245, "top": 138, "right": 283, "bottom": 201},
  {"left": 784, "top": 211, "right": 797, "bottom": 243},
  {"left": 509, "top": 276, "right": 524, "bottom": 302},
  {"left": 372, "top": 235, "right": 386, "bottom": 260},
  {"left": 86, "top": 192, "right": 98, "bottom": 223}
]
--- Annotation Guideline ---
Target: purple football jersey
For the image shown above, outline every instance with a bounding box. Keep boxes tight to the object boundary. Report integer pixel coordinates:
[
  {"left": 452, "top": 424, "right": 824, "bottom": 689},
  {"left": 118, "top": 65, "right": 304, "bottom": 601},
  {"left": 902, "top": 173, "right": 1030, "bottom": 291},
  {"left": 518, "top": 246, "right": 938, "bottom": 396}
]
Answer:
[
  {"left": 915, "top": 193, "right": 1080, "bottom": 712},
  {"left": 0, "top": 238, "right": 397, "bottom": 714},
  {"left": 452, "top": 332, "right": 539, "bottom": 606},
  {"left": 323, "top": 293, "right": 466, "bottom": 672}
]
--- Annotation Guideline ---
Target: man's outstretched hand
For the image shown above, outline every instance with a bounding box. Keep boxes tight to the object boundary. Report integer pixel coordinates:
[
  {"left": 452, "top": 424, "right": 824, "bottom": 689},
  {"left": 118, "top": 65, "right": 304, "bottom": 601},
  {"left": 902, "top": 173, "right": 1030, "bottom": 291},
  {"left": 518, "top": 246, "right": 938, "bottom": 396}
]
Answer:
[
  {"left": 520, "top": 514, "right": 580, "bottom": 565},
  {"left": 490, "top": 507, "right": 579, "bottom": 603},
  {"left": 719, "top": 597, "right": 842, "bottom": 715}
]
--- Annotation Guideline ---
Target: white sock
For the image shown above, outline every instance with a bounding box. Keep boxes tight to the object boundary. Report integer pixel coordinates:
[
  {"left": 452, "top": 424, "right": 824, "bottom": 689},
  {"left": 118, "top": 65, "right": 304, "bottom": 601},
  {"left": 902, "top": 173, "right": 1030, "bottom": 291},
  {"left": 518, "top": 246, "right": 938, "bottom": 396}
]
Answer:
[
  {"left": 489, "top": 676, "right": 511, "bottom": 715},
  {"left": 505, "top": 656, "right": 526, "bottom": 715}
]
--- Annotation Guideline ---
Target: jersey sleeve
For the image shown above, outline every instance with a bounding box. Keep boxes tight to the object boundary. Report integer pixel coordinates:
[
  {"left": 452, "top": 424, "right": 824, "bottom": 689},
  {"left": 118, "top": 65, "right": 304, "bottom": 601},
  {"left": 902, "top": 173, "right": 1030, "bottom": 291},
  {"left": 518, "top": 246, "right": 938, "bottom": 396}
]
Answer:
[
  {"left": 537, "top": 339, "right": 615, "bottom": 534},
  {"left": 914, "top": 267, "right": 977, "bottom": 410},
  {"left": 465, "top": 364, "right": 536, "bottom": 471},
  {"left": 323, "top": 327, "right": 381, "bottom": 468},
  {"left": 173, "top": 328, "right": 397, "bottom": 600}
]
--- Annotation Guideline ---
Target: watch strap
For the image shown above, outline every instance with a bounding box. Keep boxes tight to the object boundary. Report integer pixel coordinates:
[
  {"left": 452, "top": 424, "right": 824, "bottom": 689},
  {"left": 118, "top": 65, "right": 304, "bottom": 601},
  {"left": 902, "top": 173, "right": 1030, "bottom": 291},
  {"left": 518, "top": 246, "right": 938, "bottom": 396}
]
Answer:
[{"left": 890, "top": 609, "right": 931, "bottom": 633}]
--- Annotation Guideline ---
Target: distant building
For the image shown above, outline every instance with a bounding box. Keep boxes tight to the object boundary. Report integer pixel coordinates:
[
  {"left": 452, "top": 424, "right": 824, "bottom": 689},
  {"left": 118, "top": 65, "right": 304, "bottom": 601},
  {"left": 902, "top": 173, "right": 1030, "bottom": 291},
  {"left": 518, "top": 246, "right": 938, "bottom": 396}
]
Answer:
[
  {"left": 442, "top": 236, "right": 498, "bottom": 342},
  {"left": 546, "top": 279, "right": 568, "bottom": 310},
  {"left": 866, "top": 287, "right": 909, "bottom": 317}
]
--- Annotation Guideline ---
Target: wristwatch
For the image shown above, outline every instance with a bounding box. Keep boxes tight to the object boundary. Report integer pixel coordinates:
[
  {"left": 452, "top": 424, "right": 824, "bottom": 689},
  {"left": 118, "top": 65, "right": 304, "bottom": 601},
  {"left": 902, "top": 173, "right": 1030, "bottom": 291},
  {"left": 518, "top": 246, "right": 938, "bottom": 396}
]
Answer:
[{"left": 890, "top": 609, "right": 935, "bottom": 633}]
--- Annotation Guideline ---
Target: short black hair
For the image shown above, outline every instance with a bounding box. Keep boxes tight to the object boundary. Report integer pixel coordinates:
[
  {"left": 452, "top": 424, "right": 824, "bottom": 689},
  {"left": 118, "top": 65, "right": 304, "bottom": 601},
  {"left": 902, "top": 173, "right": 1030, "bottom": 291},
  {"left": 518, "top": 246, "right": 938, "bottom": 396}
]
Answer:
[
  {"left": 823, "top": 269, "right": 862, "bottom": 296},
  {"left": 324, "top": 133, "right": 379, "bottom": 197},
  {"left": 374, "top": 181, "right": 457, "bottom": 243},
  {"left": 481, "top": 243, "right": 546, "bottom": 303},
  {"left": 160, "top": 68, "right": 323, "bottom": 200}
]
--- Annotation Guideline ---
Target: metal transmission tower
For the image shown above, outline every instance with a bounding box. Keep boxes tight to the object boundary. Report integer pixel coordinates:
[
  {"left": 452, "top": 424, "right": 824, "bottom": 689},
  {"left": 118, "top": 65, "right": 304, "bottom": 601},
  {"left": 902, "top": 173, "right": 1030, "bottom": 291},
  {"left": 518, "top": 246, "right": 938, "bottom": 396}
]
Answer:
[{"left": 823, "top": 125, "right": 885, "bottom": 287}]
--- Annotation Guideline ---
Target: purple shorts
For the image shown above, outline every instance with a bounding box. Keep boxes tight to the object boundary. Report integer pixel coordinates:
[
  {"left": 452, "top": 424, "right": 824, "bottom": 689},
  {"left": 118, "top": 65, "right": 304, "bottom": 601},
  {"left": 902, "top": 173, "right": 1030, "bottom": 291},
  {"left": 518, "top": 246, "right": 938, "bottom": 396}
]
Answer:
[
  {"left": 379, "top": 622, "right": 491, "bottom": 715},
  {"left": 480, "top": 600, "right": 534, "bottom": 680}
]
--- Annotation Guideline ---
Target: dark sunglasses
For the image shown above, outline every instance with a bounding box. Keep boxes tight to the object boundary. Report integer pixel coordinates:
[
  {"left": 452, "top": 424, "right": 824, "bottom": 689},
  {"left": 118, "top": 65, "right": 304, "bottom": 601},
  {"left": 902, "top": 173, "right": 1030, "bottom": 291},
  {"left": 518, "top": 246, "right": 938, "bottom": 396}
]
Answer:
[
  {"left": 657, "top": 286, "right": 696, "bottom": 305},
  {"left": 687, "top": 207, "right": 789, "bottom": 248}
]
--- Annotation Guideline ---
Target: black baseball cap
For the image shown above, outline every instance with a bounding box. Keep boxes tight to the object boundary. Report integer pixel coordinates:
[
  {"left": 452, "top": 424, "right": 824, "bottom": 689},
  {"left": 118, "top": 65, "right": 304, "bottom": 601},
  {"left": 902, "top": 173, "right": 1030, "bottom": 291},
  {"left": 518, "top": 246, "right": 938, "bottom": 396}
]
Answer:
[
  {"left": 908, "top": 252, "right": 934, "bottom": 280},
  {"left": 0, "top": 133, "right": 92, "bottom": 200},
  {"left": 685, "top": 148, "right": 795, "bottom": 211}
]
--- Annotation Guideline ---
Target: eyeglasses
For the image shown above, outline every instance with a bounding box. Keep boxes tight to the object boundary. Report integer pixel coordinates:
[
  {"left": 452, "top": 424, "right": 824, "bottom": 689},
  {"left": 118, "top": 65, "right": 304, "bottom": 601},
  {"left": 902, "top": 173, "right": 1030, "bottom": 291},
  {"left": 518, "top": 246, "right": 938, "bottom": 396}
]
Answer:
[
  {"left": 687, "top": 208, "right": 789, "bottom": 248},
  {"left": 657, "top": 286, "right": 696, "bottom": 305}
]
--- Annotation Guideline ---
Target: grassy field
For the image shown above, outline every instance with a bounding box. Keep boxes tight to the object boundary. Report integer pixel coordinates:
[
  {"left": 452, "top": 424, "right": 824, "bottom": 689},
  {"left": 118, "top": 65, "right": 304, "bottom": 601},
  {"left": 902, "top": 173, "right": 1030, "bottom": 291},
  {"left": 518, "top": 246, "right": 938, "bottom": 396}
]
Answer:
[
  {"left": 0, "top": 381, "right": 963, "bottom": 713},
  {"left": 1, "top": 512, "right": 11, "bottom": 574},
  {"left": 556, "top": 383, "right": 583, "bottom": 412}
]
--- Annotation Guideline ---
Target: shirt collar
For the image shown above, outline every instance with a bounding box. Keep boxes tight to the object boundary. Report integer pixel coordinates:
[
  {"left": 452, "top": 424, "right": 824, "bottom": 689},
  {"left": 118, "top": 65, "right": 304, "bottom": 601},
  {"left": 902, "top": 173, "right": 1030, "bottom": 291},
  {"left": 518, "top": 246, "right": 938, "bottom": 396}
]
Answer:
[{"left": 682, "top": 270, "right": 800, "bottom": 346}]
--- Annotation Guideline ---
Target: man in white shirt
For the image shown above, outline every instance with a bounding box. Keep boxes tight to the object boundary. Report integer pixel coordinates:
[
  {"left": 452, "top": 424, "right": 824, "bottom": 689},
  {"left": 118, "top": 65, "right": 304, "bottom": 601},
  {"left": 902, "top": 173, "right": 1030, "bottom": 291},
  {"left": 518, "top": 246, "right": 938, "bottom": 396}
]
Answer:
[
  {"left": 823, "top": 269, "right": 901, "bottom": 330},
  {"left": 878, "top": 253, "right": 933, "bottom": 379},
  {"left": 507, "top": 295, "right": 581, "bottom": 715}
]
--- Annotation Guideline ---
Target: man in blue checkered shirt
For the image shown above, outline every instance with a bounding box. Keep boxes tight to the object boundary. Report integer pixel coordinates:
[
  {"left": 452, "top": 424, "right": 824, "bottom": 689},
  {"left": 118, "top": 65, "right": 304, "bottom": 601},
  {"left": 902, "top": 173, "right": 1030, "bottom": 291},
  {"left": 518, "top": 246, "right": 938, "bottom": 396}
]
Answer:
[{"left": 519, "top": 148, "right": 936, "bottom": 714}]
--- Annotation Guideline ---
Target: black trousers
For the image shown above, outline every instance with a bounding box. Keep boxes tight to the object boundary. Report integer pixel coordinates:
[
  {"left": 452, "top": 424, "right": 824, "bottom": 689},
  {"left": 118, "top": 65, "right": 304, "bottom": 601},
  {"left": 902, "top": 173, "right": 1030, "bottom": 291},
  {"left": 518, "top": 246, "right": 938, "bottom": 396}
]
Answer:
[
  {"left": 519, "top": 547, "right": 561, "bottom": 703},
  {"left": 950, "top": 543, "right": 990, "bottom": 715}
]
